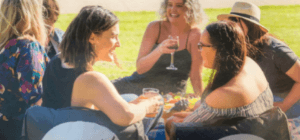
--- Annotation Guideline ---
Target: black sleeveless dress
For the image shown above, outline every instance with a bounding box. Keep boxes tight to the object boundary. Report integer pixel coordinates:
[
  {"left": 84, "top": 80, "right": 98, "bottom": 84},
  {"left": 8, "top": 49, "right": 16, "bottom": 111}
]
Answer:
[{"left": 113, "top": 23, "right": 192, "bottom": 95}]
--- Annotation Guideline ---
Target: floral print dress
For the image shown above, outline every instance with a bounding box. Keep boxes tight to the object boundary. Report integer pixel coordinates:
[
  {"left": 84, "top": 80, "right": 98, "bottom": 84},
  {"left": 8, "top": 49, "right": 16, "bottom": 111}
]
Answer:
[{"left": 0, "top": 39, "right": 49, "bottom": 121}]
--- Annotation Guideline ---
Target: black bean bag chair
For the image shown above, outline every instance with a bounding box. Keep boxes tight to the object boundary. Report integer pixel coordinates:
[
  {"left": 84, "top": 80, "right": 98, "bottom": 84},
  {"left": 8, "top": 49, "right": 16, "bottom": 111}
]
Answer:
[
  {"left": 21, "top": 106, "right": 148, "bottom": 140},
  {"left": 169, "top": 107, "right": 291, "bottom": 140}
]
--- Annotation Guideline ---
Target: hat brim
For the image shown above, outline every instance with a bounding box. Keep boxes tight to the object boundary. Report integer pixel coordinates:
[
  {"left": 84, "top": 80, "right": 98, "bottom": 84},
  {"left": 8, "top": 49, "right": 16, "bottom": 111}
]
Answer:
[{"left": 217, "top": 14, "right": 268, "bottom": 33}]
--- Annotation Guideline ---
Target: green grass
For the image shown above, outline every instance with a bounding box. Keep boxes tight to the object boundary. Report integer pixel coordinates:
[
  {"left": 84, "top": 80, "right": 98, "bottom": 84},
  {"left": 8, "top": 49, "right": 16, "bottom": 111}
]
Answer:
[{"left": 55, "top": 5, "right": 300, "bottom": 93}]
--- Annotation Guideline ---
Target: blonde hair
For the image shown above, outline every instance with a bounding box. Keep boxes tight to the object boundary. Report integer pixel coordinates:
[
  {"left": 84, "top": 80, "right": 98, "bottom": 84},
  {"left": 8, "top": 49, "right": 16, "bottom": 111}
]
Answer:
[
  {"left": 158, "top": 0, "right": 208, "bottom": 26},
  {"left": 0, "top": 0, "right": 47, "bottom": 49}
]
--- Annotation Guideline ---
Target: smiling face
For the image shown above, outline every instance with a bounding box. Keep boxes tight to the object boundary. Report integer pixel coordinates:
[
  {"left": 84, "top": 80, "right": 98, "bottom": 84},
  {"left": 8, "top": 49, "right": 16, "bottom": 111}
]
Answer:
[
  {"left": 166, "top": 0, "right": 187, "bottom": 23},
  {"left": 200, "top": 30, "right": 216, "bottom": 69},
  {"left": 89, "top": 23, "right": 120, "bottom": 62}
]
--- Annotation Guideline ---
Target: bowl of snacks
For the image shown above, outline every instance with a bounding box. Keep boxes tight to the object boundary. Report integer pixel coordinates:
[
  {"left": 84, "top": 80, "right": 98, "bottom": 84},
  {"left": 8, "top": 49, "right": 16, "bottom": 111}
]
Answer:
[{"left": 162, "top": 92, "right": 200, "bottom": 121}]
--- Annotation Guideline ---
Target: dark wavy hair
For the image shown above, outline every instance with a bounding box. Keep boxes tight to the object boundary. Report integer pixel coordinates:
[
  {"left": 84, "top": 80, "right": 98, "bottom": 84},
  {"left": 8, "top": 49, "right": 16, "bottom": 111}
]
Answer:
[
  {"left": 202, "top": 21, "right": 247, "bottom": 99},
  {"left": 59, "top": 5, "right": 119, "bottom": 72},
  {"left": 228, "top": 17, "right": 283, "bottom": 60}
]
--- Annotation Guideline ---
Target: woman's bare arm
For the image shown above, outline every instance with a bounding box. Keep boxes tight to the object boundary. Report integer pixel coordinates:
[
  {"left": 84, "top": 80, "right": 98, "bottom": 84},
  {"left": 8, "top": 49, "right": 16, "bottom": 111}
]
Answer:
[
  {"left": 276, "top": 60, "right": 300, "bottom": 112},
  {"left": 187, "top": 28, "right": 203, "bottom": 96},
  {"left": 72, "top": 71, "right": 162, "bottom": 126},
  {"left": 136, "top": 21, "right": 177, "bottom": 74}
]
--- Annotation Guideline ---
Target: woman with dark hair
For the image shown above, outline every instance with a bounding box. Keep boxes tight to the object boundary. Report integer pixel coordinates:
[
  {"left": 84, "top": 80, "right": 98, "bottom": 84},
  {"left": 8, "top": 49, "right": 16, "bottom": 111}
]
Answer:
[
  {"left": 0, "top": 0, "right": 49, "bottom": 139},
  {"left": 42, "top": 6, "right": 163, "bottom": 127},
  {"left": 165, "top": 21, "right": 274, "bottom": 135},
  {"left": 43, "top": 0, "right": 64, "bottom": 59},
  {"left": 218, "top": 1, "right": 300, "bottom": 118},
  {"left": 112, "top": 0, "right": 208, "bottom": 96}
]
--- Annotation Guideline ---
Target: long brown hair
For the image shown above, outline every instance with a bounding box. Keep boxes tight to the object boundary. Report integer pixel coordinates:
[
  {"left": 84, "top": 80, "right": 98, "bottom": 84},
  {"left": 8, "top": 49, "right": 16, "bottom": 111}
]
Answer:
[
  {"left": 59, "top": 6, "right": 119, "bottom": 72},
  {"left": 239, "top": 18, "right": 270, "bottom": 60},
  {"left": 202, "top": 21, "right": 247, "bottom": 99}
]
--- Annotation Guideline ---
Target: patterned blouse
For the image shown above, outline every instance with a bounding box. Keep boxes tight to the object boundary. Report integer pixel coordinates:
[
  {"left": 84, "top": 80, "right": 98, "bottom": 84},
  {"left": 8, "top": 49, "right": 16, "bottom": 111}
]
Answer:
[
  {"left": 0, "top": 39, "right": 49, "bottom": 121},
  {"left": 183, "top": 86, "right": 274, "bottom": 123}
]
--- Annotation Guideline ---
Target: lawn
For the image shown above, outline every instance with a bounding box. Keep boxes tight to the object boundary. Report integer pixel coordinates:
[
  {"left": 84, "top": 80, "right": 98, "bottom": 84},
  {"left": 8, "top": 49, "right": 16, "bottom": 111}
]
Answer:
[{"left": 55, "top": 5, "right": 300, "bottom": 94}]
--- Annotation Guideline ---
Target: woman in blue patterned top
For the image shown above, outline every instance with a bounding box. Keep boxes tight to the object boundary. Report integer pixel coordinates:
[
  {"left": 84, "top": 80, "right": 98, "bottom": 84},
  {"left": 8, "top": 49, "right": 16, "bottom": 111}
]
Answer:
[{"left": 0, "top": 0, "right": 49, "bottom": 139}]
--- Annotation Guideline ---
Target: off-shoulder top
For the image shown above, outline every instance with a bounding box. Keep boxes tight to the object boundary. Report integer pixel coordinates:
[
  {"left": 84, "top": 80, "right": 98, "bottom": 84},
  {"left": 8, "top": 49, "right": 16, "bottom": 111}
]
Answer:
[{"left": 183, "top": 85, "right": 274, "bottom": 123}]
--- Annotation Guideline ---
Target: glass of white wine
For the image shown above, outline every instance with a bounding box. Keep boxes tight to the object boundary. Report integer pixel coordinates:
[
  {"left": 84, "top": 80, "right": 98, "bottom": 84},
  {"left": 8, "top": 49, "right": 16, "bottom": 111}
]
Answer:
[{"left": 166, "top": 36, "right": 179, "bottom": 70}]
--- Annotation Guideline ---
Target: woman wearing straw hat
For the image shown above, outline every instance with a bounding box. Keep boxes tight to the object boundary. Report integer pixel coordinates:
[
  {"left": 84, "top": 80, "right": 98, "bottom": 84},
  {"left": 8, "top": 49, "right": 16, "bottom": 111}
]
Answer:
[{"left": 218, "top": 1, "right": 300, "bottom": 118}]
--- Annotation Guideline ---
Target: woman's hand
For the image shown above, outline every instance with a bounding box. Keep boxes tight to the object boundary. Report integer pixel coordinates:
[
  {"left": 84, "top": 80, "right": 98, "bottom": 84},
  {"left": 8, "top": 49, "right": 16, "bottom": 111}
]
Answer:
[
  {"left": 165, "top": 112, "right": 193, "bottom": 137},
  {"left": 133, "top": 93, "right": 163, "bottom": 114},
  {"left": 274, "top": 102, "right": 289, "bottom": 112},
  {"left": 144, "top": 94, "right": 163, "bottom": 114},
  {"left": 193, "top": 100, "right": 201, "bottom": 111},
  {"left": 156, "top": 37, "right": 178, "bottom": 54},
  {"left": 172, "top": 112, "right": 193, "bottom": 118}
]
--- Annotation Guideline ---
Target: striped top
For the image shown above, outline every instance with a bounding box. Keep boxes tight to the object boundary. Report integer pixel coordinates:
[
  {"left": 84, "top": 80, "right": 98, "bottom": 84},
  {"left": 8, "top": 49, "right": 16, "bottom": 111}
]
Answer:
[{"left": 183, "top": 86, "right": 274, "bottom": 123}]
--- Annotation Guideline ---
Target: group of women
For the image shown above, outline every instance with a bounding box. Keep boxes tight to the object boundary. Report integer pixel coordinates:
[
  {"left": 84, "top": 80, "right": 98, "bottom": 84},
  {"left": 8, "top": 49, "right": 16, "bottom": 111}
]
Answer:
[{"left": 0, "top": 0, "right": 299, "bottom": 140}]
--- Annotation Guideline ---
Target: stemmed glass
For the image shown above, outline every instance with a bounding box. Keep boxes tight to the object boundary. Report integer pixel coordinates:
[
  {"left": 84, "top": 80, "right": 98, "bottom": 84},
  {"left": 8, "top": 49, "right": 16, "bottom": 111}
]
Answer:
[{"left": 166, "top": 36, "right": 179, "bottom": 70}]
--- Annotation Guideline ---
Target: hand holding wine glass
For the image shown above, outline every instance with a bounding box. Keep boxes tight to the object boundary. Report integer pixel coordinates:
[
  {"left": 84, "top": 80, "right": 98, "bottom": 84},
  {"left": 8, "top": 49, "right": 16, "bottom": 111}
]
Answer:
[
  {"left": 140, "top": 88, "right": 164, "bottom": 117},
  {"left": 166, "top": 35, "right": 179, "bottom": 70},
  {"left": 156, "top": 36, "right": 178, "bottom": 54}
]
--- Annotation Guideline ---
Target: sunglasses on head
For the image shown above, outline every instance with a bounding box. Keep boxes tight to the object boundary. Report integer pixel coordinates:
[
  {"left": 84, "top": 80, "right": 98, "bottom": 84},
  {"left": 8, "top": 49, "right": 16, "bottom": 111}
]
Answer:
[{"left": 197, "top": 42, "right": 214, "bottom": 50}]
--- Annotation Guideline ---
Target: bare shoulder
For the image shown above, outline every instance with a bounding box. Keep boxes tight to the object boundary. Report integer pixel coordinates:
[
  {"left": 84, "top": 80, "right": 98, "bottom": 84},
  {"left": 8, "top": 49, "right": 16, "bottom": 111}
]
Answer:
[
  {"left": 190, "top": 27, "right": 202, "bottom": 35},
  {"left": 74, "top": 71, "right": 109, "bottom": 87},
  {"left": 189, "top": 27, "right": 202, "bottom": 39},
  {"left": 146, "top": 20, "right": 161, "bottom": 31},
  {"left": 205, "top": 86, "right": 251, "bottom": 109},
  {"left": 187, "top": 27, "right": 201, "bottom": 52}
]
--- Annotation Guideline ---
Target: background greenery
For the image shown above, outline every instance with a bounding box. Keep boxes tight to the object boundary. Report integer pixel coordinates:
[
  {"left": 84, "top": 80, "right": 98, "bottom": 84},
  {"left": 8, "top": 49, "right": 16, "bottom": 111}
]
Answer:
[{"left": 55, "top": 5, "right": 300, "bottom": 93}]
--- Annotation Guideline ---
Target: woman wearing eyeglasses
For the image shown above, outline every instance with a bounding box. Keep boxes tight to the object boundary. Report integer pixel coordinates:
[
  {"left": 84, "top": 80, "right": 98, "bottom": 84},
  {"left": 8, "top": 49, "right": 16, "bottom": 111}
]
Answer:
[
  {"left": 165, "top": 20, "right": 274, "bottom": 137},
  {"left": 218, "top": 1, "right": 300, "bottom": 118}
]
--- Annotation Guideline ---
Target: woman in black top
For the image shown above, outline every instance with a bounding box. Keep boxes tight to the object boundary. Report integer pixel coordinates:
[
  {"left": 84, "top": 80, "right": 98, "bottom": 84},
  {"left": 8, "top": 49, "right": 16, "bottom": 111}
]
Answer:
[
  {"left": 112, "top": 0, "right": 208, "bottom": 96},
  {"left": 42, "top": 6, "right": 163, "bottom": 127},
  {"left": 218, "top": 2, "right": 300, "bottom": 118}
]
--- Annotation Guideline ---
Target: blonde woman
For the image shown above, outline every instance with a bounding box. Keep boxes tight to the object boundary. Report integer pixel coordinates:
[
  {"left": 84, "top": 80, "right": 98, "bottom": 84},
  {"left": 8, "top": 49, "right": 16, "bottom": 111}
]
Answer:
[
  {"left": 0, "top": 0, "right": 49, "bottom": 139},
  {"left": 113, "top": 0, "right": 208, "bottom": 96}
]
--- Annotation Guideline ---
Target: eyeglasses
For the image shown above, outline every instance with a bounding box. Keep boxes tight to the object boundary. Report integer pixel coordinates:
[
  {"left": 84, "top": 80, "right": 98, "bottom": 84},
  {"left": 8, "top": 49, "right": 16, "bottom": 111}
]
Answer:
[{"left": 197, "top": 42, "right": 213, "bottom": 50}]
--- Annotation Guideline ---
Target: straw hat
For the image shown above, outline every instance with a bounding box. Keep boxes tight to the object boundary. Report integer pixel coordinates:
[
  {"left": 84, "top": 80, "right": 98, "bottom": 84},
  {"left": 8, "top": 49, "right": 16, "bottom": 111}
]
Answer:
[{"left": 217, "top": 1, "right": 268, "bottom": 33}]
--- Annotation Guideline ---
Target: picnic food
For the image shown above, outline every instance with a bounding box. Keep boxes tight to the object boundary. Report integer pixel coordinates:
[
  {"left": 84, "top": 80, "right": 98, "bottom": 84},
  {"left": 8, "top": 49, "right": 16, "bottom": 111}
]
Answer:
[
  {"left": 172, "top": 99, "right": 189, "bottom": 111},
  {"left": 162, "top": 92, "right": 201, "bottom": 121}
]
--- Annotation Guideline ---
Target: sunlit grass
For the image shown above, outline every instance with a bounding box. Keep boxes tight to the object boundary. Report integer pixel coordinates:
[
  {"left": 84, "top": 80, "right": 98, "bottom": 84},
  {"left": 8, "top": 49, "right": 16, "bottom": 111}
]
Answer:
[{"left": 55, "top": 5, "right": 300, "bottom": 93}]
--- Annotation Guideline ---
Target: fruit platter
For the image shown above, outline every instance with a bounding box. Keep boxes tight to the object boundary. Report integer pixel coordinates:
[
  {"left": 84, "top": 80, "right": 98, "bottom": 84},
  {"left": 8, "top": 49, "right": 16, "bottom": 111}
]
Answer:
[{"left": 162, "top": 92, "right": 200, "bottom": 121}]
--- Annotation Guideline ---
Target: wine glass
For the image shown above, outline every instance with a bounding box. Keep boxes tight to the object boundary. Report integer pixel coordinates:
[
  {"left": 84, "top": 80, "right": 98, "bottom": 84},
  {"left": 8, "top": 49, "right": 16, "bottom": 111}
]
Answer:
[
  {"left": 142, "top": 88, "right": 160, "bottom": 118},
  {"left": 166, "top": 36, "right": 179, "bottom": 70},
  {"left": 142, "top": 88, "right": 159, "bottom": 97}
]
